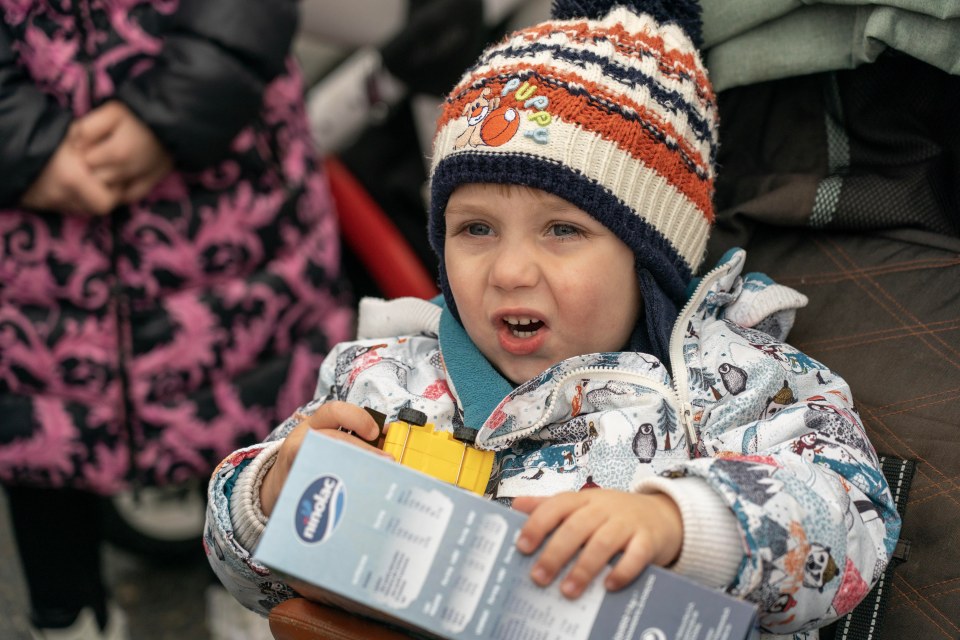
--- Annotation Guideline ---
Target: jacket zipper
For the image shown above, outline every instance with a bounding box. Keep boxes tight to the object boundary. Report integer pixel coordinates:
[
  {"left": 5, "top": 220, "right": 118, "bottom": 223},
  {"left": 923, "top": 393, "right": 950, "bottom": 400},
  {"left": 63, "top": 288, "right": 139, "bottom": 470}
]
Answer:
[
  {"left": 481, "top": 257, "right": 738, "bottom": 456},
  {"left": 481, "top": 366, "right": 685, "bottom": 449},
  {"left": 667, "top": 257, "right": 738, "bottom": 458},
  {"left": 75, "top": 0, "right": 135, "bottom": 486},
  {"left": 466, "top": 251, "right": 741, "bottom": 459}
]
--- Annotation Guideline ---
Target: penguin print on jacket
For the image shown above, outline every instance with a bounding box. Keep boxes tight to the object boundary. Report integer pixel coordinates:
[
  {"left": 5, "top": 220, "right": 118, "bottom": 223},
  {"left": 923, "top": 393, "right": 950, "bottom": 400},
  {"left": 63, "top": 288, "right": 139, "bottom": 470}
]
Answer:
[
  {"left": 719, "top": 362, "right": 748, "bottom": 395},
  {"left": 632, "top": 423, "right": 657, "bottom": 463}
]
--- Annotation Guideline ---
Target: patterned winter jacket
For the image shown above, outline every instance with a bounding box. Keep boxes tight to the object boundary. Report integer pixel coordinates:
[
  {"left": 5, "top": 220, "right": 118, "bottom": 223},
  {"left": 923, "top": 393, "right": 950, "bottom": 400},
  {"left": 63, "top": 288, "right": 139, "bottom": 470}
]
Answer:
[
  {"left": 0, "top": 0, "right": 353, "bottom": 493},
  {"left": 205, "top": 249, "right": 900, "bottom": 638}
]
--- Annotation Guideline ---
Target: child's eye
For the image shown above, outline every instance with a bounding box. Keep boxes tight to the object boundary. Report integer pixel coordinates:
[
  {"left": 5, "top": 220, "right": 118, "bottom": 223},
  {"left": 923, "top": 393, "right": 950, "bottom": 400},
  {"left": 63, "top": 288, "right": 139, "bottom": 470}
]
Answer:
[
  {"left": 465, "top": 222, "right": 492, "bottom": 236},
  {"left": 549, "top": 223, "right": 582, "bottom": 238}
]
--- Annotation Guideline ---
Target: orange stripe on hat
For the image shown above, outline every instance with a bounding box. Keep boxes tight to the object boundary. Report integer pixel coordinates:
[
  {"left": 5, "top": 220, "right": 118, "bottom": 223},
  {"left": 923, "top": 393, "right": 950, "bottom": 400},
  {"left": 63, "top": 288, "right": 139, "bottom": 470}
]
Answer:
[
  {"left": 507, "top": 20, "right": 715, "bottom": 105},
  {"left": 442, "top": 64, "right": 713, "bottom": 167}
]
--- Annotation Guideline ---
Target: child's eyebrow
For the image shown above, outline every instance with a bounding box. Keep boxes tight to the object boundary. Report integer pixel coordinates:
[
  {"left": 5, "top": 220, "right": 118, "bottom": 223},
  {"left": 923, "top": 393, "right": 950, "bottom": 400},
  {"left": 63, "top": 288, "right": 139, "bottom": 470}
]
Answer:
[{"left": 444, "top": 206, "right": 483, "bottom": 218}]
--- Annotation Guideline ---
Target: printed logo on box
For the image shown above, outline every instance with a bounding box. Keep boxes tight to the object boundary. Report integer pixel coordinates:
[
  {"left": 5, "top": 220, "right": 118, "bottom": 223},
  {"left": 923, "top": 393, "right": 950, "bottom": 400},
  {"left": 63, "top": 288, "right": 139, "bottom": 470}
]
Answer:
[{"left": 296, "top": 475, "right": 345, "bottom": 543}]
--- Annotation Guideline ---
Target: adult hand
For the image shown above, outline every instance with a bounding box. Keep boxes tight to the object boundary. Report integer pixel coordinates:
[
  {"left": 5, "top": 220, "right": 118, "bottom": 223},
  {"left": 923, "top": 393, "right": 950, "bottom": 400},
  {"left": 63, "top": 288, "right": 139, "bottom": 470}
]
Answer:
[
  {"left": 260, "top": 401, "right": 394, "bottom": 516},
  {"left": 19, "top": 123, "right": 122, "bottom": 215},
  {"left": 75, "top": 101, "right": 173, "bottom": 203},
  {"left": 513, "top": 489, "right": 683, "bottom": 599}
]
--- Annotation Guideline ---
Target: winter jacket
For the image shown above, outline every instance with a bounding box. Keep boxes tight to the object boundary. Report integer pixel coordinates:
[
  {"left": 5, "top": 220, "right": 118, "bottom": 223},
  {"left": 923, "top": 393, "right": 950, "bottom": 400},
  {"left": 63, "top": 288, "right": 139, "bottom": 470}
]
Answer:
[
  {"left": 204, "top": 249, "right": 900, "bottom": 639},
  {"left": 0, "top": 0, "right": 353, "bottom": 493}
]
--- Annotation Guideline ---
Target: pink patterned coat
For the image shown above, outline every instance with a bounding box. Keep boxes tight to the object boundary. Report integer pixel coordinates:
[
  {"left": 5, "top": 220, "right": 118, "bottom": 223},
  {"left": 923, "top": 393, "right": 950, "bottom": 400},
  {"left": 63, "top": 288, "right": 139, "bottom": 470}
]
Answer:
[{"left": 0, "top": 0, "right": 353, "bottom": 493}]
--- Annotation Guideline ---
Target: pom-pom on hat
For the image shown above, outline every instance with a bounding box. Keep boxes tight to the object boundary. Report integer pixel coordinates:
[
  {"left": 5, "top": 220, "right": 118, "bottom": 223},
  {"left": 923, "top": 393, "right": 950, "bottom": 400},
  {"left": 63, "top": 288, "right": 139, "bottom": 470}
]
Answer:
[{"left": 427, "top": 0, "right": 719, "bottom": 365}]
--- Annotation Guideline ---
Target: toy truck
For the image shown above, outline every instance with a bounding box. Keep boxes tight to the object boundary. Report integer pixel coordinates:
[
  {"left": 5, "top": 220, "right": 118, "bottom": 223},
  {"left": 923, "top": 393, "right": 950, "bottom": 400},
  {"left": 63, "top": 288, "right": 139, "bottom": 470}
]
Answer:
[{"left": 378, "top": 408, "right": 494, "bottom": 495}]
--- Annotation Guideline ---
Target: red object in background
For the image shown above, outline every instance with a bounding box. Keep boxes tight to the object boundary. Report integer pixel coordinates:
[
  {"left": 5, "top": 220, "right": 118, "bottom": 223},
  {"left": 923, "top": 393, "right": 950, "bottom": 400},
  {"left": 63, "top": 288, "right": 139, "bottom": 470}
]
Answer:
[{"left": 325, "top": 157, "right": 439, "bottom": 300}]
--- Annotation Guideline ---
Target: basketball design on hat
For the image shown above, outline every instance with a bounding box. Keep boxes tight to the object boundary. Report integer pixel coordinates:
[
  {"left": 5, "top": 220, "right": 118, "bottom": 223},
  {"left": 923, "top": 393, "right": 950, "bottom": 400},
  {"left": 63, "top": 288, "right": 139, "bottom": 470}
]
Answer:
[{"left": 479, "top": 106, "right": 519, "bottom": 146}]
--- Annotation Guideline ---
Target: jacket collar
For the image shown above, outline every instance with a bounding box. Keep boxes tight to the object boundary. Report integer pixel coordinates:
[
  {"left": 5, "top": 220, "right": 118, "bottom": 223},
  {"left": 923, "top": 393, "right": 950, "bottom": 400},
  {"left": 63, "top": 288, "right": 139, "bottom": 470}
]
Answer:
[{"left": 438, "top": 303, "right": 514, "bottom": 433}]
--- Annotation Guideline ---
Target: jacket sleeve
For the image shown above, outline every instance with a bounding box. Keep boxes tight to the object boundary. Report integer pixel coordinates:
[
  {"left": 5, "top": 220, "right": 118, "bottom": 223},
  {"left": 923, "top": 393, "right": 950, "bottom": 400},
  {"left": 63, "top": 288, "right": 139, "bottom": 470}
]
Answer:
[
  {"left": 669, "top": 333, "right": 900, "bottom": 634},
  {"left": 204, "top": 344, "right": 343, "bottom": 616},
  {"left": 0, "top": 22, "right": 72, "bottom": 208},
  {"left": 116, "top": 0, "right": 298, "bottom": 170},
  {"left": 204, "top": 440, "right": 294, "bottom": 616}
]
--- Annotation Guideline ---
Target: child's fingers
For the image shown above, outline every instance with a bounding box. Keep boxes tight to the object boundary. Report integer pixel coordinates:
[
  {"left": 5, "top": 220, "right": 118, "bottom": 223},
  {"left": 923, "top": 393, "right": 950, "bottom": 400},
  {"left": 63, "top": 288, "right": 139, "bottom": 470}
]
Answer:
[
  {"left": 69, "top": 163, "right": 121, "bottom": 215},
  {"left": 515, "top": 493, "right": 577, "bottom": 554},
  {"left": 77, "top": 183, "right": 120, "bottom": 216},
  {"left": 84, "top": 138, "right": 126, "bottom": 170},
  {"left": 302, "top": 401, "right": 382, "bottom": 442},
  {"left": 262, "top": 435, "right": 302, "bottom": 517},
  {"left": 315, "top": 428, "right": 395, "bottom": 461},
  {"left": 560, "top": 521, "right": 634, "bottom": 598},
  {"left": 511, "top": 495, "right": 547, "bottom": 515},
  {"left": 120, "top": 157, "right": 173, "bottom": 203},
  {"left": 262, "top": 406, "right": 391, "bottom": 516},
  {"left": 73, "top": 102, "right": 124, "bottom": 148},
  {"left": 65, "top": 121, "right": 84, "bottom": 147},
  {"left": 21, "top": 142, "right": 115, "bottom": 215},
  {"left": 120, "top": 171, "right": 160, "bottom": 204},
  {"left": 91, "top": 163, "right": 126, "bottom": 186},
  {"left": 521, "top": 497, "right": 598, "bottom": 587},
  {"left": 603, "top": 534, "right": 655, "bottom": 592},
  {"left": 121, "top": 176, "right": 153, "bottom": 204}
]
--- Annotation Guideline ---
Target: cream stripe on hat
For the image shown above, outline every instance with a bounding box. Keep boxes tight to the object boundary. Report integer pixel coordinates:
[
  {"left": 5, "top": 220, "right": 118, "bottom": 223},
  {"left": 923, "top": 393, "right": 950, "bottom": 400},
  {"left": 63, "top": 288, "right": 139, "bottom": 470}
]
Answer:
[{"left": 432, "top": 116, "right": 712, "bottom": 268}]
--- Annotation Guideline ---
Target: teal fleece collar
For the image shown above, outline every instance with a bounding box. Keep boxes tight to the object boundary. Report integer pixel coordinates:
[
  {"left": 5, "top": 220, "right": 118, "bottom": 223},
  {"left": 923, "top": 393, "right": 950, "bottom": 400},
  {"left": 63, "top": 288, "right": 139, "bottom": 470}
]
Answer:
[{"left": 437, "top": 301, "right": 514, "bottom": 433}]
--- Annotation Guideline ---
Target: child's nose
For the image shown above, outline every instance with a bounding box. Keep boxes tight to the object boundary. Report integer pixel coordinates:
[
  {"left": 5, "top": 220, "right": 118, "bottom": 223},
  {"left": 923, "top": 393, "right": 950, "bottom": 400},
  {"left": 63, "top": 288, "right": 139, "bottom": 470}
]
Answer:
[{"left": 489, "top": 244, "right": 540, "bottom": 290}]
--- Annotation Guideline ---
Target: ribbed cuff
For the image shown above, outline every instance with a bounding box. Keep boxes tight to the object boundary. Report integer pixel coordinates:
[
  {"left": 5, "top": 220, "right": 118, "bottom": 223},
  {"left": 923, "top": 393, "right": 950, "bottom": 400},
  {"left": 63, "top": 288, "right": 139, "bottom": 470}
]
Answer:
[
  {"left": 230, "top": 440, "right": 284, "bottom": 552},
  {"left": 632, "top": 476, "right": 743, "bottom": 588},
  {"left": 356, "top": 296, "right": 442, "bottom": 339}
]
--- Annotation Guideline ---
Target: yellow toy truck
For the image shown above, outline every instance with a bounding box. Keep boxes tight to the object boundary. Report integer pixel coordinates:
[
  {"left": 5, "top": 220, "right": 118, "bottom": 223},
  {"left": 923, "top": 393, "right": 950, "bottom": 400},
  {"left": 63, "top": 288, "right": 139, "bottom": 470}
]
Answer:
[{"left": 378, "top": 408, "right": 494, "bottom": 496}]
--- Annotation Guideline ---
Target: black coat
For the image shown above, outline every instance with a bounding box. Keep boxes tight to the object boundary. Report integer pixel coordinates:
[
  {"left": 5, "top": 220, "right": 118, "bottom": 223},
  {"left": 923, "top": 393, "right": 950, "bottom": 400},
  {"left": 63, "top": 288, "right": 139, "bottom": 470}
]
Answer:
[{"left": 0, "top": 0, "right": 352, "bottom": 492}]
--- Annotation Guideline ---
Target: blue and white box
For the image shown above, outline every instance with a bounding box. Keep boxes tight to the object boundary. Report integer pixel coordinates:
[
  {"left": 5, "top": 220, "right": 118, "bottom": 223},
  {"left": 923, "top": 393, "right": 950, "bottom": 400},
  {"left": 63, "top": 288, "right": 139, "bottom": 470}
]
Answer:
[{"left": 255, "top": 431, "right": 759, "bottom": 640}]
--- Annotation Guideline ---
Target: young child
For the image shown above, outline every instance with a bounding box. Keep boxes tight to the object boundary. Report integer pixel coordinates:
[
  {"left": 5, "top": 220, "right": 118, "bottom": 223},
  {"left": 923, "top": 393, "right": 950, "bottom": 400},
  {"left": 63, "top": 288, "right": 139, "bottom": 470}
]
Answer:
[{"left": 205, "top": 1, "right": 901, "bottom": 636}]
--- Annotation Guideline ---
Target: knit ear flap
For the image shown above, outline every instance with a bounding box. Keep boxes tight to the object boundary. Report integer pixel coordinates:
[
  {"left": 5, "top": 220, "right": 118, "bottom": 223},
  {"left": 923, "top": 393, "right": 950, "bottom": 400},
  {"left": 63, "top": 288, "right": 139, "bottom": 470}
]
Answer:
[{"left": 550, "top": 0, "right": 704, "bottom": 47}]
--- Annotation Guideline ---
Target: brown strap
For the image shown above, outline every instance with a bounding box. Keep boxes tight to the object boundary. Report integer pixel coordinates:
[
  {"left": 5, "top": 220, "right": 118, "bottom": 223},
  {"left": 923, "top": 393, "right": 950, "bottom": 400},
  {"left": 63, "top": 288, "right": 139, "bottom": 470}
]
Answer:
[{"left": 269, "top": 597, "right": 413, "bottom": 640}]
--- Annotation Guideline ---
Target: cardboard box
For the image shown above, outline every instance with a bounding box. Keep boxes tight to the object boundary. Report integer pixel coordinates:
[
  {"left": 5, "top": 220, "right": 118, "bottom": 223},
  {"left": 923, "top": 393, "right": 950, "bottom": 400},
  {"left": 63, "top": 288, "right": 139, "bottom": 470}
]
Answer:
[{"left": 255, "top": 431, "right": 759, "bottom": 640}]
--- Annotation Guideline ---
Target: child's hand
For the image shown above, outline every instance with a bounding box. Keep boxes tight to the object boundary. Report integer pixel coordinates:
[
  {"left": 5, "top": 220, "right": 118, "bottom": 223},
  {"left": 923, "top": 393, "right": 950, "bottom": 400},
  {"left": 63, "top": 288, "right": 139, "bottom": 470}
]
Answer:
[
  {"left": 261, "top": 401, "right": 394, "bottom": 516},
  {"left": 19, "top": 123, "right": 122, "bottom": 215},
  {"left": 74, "top": 101, "right": 173, "bottom": 203},
  {"left": 513, "top": 490, "right": 683, "bottom": 599}
]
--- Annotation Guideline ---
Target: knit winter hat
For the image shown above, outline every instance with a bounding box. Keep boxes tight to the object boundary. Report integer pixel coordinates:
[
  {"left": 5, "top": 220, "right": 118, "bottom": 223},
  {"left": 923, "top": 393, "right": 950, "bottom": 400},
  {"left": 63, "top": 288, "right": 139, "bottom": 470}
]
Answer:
[{"left": 427, "top": 0, "right": 719, "bottom": 364}]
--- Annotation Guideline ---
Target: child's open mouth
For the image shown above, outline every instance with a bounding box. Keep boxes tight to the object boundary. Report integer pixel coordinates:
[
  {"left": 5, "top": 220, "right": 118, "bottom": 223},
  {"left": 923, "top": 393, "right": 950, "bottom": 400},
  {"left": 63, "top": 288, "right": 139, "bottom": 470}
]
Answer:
[
  {"left": 497, "top": 314, "right": 548, "bottom": 356},
  {"left": 503, "top": 316, "right": 544, "bottom": 338}
]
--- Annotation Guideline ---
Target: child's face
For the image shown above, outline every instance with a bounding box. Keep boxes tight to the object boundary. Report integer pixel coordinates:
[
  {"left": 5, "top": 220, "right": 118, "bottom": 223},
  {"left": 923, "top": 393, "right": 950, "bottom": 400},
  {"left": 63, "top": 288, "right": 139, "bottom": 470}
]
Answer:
[{"left": 444, "top": 184, "right": 641, "bottom": 384}]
